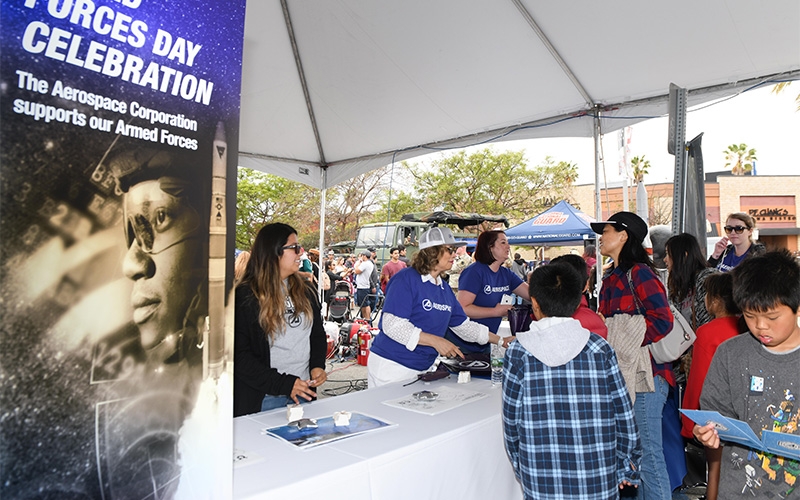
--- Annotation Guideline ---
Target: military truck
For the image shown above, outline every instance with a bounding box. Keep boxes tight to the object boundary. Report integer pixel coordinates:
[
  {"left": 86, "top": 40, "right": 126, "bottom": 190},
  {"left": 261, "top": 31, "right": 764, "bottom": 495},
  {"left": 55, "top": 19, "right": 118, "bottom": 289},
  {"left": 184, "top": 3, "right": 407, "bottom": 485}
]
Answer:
[{"left": 354, "top": 211, "right": 509, "bottom": 267}]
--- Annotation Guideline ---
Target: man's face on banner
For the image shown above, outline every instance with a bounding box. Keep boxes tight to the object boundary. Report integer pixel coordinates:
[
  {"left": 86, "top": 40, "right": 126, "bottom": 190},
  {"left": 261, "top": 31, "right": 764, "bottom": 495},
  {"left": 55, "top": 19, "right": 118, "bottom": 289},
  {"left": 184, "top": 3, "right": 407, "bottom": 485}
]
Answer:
[{"left": 122, "top": 179, "right": 204, "bottom": 352}]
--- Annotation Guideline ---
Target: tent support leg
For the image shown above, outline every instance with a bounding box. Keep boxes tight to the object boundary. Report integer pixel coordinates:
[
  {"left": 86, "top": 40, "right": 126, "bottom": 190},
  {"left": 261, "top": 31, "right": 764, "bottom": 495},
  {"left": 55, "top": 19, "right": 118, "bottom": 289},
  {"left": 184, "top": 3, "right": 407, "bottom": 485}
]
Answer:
[{"left": 593, "top": 109, "right": 603, "bottom": 300}]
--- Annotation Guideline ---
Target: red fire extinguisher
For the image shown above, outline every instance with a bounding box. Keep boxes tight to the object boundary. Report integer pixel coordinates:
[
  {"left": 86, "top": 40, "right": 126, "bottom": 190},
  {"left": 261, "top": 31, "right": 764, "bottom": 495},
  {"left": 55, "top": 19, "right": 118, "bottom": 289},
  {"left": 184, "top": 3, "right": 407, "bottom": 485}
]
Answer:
[{"left": 357, "top": 327, "right": 372, "bottom": 366}]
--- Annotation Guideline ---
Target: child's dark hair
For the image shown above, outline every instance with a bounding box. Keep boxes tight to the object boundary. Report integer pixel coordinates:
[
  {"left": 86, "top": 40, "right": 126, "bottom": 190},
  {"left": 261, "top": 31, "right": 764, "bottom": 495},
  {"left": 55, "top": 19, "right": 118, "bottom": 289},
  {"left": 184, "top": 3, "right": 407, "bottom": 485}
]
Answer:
[
  {"left": 528, "top": 263, "right": 583, "bottom": 318},
  {"left": 703, "top": 272, "right": 740, "bottom": 316},
  {"left": 732, "top": 249, "right": 800, "bottom": 313},
  {"left": 550, "top": 254, "right": 589, "bottom": 285}
]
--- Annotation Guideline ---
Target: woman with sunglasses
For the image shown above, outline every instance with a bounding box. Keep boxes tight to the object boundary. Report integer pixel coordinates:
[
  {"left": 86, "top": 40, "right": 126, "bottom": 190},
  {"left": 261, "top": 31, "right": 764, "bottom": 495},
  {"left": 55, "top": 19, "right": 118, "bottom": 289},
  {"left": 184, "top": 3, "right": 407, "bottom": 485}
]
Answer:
[
  {"left": 234, "top": 222, "right": 327, "bottom": 417},
  {"left": 367, "top": 227, "right": 505, "bottom": 387},
  {"left": 448, "top": 230, "right": 530, "bottom": 354},
  {"left": 708, "top": 212, "right": 765, "bottom": 272}
]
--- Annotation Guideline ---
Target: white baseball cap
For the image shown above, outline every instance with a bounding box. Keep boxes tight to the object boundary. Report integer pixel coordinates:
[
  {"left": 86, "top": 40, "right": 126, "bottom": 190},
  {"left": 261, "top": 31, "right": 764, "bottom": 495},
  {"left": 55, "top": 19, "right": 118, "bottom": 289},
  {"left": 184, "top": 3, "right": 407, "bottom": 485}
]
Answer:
[{"left": 419, "top": 227, "right": 467, "bottom": 250}]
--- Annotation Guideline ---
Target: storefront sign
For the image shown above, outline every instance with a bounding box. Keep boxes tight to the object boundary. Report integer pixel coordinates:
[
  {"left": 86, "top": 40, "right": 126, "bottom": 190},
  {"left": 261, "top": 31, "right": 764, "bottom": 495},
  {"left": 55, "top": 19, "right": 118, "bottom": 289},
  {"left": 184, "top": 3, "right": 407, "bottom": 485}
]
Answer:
[{"left": 747, "top": 207, "right": 797, "bottom": 223}]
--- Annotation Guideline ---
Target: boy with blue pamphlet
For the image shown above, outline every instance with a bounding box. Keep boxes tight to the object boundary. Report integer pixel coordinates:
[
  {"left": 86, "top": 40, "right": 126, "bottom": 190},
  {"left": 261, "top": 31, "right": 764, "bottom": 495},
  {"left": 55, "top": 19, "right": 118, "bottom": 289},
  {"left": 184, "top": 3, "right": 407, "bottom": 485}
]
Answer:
[{"left": 693, "top": 250, "right": 800, "bottom": 498}]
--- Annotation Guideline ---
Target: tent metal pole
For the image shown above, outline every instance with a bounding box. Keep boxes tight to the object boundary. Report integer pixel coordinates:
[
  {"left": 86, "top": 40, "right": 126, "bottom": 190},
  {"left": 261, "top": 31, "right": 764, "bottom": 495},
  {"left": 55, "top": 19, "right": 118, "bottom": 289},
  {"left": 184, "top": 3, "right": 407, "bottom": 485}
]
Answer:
[
  {"left": 317, "top": 168, "right": 327, "bottom": 303},
  {"left": 593, "top": 109, "right": 603, "bottom": 300},
  {"left": 669, "top": 83, "right": 688, "bottom": 235},
  {"left": 510, "top": 0, "right": 594, "bottom": 106},
  {"left": 281, "top": 0, "right": 327, "bottom": 166}
]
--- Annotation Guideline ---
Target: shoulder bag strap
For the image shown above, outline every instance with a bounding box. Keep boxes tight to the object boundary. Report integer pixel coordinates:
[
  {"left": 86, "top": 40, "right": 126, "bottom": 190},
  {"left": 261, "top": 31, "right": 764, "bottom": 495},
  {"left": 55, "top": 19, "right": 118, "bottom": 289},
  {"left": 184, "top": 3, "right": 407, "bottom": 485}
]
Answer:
[{"left": 626, "top": 268, "right": 645, "bottom": 315}]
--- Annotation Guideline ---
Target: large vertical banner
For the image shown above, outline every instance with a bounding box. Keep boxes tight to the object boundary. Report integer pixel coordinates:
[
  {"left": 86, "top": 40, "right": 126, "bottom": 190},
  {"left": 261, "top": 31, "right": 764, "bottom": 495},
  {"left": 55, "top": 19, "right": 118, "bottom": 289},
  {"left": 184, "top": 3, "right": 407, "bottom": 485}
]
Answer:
[{"left": 0, "top": 0, "right": 245, "bottom": 498}]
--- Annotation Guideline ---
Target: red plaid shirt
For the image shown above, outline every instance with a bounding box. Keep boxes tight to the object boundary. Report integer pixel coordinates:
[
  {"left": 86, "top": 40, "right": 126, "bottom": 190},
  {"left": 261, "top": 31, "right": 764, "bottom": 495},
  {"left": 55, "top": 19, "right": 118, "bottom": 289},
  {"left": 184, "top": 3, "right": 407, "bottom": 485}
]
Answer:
[{"left": 599, "top": 263, "right": 675, "bottom": 387}]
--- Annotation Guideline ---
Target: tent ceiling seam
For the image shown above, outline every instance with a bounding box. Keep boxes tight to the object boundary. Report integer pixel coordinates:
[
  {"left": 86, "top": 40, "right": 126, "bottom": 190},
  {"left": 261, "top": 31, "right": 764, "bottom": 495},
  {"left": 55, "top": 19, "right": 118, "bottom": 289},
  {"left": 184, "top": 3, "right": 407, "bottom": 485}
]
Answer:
[
  {"left": 509, "top": 0, "right": 595, "bottom": 107},
  {"left": 281, "top": 0, "right": 327, "bottom": 166}
]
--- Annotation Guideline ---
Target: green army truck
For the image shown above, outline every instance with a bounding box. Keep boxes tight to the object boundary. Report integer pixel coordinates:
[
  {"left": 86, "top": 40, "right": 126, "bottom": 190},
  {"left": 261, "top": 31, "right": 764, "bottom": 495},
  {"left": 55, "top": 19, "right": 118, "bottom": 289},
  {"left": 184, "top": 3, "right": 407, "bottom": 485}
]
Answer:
[{"left": 354, "top": 211, "right": 509, "bottom": 267}]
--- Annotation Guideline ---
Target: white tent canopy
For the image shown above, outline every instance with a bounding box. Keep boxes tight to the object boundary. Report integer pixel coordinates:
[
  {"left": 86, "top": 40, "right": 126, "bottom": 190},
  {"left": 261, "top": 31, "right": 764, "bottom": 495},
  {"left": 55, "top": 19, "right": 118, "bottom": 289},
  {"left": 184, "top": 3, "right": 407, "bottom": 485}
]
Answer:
[{"left": 238, "top": 0, "right": 800, "bottom": 189}]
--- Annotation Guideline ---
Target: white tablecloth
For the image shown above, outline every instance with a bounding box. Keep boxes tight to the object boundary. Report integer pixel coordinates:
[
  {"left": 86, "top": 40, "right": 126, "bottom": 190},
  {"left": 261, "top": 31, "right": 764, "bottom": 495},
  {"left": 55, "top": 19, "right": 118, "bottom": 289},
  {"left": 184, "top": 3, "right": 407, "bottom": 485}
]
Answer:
[{"left": 233, "top": 376, "right": 523, "bottom": 500}]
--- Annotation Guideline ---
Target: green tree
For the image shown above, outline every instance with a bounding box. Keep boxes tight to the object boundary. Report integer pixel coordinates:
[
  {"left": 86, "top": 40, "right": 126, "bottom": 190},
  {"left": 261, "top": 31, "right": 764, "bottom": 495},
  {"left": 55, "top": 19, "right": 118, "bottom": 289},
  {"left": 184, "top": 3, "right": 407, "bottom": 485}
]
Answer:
[
  {"left": 630, "top": 155, "right": 650, "bottom": 184},
  {"left": 324, "top": 165, "right": 393, "bottom": 244},
  {"left": 235, "top": 167, "right": 320, "bottom": 250},
  {"left": 723, "top": 144, "right": 757, "bottom": 176},
  {"left": 368, "top": 190, "right": 422, "bottom": 225},
  {"left": 403, "top": 148, "right": 578, "bottom": 224}
]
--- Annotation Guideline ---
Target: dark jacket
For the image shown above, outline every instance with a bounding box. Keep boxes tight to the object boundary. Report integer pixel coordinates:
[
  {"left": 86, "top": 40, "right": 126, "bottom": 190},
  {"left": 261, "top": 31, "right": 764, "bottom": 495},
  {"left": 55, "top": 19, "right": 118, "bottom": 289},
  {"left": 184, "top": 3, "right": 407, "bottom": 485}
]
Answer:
[
  {"left": 707, "top": 242, "right": 765, "bottom": 269},
  {"left": 324, "top": 270, "right": 343, "bottom": 303},
  {"left": 233, "top": 282, "right": 327, "bottom": 417}
]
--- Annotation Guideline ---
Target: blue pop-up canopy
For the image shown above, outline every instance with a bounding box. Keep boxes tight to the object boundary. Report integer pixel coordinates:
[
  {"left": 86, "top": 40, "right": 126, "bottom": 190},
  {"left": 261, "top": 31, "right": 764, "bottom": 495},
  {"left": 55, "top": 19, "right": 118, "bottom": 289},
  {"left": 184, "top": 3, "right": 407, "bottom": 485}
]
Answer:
[{"left": 505, "top": 200, "right": 596, "bottom": 245}]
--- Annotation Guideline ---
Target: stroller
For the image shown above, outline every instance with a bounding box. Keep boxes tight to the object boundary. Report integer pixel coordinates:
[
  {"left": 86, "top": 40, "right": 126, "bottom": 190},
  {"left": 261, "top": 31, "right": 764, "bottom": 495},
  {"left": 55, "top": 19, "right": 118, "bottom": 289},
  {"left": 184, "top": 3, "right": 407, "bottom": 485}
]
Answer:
[{"left": 327, "top": 280, "right": 353, "bottom": 323}]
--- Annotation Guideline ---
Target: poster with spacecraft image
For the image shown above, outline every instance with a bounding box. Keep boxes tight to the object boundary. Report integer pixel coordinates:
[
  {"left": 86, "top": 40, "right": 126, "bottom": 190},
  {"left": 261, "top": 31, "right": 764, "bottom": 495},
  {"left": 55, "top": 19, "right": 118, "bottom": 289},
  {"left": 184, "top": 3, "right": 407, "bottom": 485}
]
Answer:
[{"left": 0, "top": 0, "right": 244, "bottom": 498}]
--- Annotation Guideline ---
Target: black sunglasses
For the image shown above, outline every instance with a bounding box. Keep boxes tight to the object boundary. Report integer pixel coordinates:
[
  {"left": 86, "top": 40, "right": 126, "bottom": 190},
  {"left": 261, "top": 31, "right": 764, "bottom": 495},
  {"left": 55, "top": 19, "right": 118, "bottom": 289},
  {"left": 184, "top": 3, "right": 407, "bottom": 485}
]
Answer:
[
  {"left": 723, "top": 225, "right": 748, "bottom": 234},
  {"left": 281, "top": 243, "right": 302, "bottom": 254}
]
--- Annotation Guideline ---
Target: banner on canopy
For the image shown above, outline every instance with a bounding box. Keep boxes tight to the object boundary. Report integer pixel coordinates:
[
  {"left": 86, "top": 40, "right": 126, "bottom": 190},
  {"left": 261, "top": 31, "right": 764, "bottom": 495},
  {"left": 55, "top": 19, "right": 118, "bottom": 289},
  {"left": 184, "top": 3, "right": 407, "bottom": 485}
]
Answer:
[{"left": 505, "top": 200, "right": 596, "bottom": 246}]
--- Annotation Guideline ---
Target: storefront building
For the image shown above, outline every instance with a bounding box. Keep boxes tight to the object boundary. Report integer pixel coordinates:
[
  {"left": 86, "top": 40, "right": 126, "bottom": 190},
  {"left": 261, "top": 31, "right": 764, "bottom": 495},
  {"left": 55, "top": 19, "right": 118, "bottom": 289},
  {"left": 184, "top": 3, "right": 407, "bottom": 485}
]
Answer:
[{"left": 570, "top": 173, "right": 800, "bottom": 254}]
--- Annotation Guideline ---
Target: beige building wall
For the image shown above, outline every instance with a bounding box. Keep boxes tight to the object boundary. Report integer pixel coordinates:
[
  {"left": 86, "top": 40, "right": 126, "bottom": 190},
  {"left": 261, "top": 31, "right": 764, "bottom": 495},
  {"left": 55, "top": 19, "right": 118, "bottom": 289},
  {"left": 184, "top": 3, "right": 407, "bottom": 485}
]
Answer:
[{"left": 718, "top": 176, "right": 800, "bottom": 253}]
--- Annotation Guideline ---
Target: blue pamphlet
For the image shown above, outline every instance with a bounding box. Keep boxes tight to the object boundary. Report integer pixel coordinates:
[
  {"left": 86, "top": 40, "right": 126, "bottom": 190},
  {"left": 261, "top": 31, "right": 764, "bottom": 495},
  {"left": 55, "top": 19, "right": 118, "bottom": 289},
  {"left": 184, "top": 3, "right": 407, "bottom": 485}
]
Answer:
[
  {"left": 681, "top": 409, "right": 800, "bottom": 461},
  {"left": 265, "top": 412, "right": 394, "bottom": 450}
]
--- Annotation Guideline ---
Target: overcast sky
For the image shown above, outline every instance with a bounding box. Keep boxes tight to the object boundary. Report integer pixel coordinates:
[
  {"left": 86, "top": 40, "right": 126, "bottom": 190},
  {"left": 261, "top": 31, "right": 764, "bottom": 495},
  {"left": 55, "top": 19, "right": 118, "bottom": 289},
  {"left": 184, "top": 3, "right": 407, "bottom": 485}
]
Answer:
[{"left": 406, "top": 84, "right": 800, "bottom": 189}]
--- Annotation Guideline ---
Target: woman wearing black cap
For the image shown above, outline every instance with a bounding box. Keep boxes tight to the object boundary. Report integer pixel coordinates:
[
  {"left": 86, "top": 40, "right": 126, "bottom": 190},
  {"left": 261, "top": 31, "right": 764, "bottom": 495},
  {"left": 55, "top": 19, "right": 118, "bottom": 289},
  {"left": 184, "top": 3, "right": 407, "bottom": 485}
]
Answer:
[{"left": 591, "top": 211, "right": 674, "bottom": 500}]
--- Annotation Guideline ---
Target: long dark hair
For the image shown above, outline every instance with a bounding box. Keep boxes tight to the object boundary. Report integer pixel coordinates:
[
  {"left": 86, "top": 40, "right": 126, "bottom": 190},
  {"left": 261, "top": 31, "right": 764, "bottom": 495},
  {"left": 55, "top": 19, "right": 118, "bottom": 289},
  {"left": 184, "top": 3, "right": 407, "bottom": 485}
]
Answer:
[
  {"left": 665, "top": 233, "right": 708, "bottom": 303},
  {"left": 704, "top": 272, "right": 740, "bottom": 316},
  {"left": 241, "top": 222, "right": 312, "bottom": 341},
  {"left": 473, "top": 230, "right": 504, "bottom": 265},
  {"left": 613, "top": 226, "right": 656, "bottom": 272}
]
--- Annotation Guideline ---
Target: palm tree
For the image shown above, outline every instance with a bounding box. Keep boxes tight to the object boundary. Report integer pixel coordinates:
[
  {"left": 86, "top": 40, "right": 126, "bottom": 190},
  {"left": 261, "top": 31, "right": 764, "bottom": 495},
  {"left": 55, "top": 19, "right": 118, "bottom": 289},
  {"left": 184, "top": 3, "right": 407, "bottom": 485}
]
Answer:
[
  {"left": 630, "top": 155, "right": 650, "bottom": 184},
  {"left": 723, "top": 144, "right": 757, "bottom": 175},
  {"left": 772, "top": 82, "right": 800, "bottom": 111}
]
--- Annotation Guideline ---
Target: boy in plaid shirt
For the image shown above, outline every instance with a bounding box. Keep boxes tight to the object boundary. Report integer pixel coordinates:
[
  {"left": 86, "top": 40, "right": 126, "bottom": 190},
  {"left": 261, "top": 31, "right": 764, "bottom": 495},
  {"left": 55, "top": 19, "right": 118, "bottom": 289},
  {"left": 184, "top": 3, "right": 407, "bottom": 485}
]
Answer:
[{"left": 502, "top": 263, "right": 641, "bottom": 499}]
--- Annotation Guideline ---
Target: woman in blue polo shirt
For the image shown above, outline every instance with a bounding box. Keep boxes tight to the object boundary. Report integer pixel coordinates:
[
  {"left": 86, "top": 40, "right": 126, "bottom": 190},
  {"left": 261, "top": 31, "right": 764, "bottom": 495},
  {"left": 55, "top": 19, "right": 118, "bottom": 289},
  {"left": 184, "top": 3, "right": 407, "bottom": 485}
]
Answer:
[
  {"left": 449, "top": 230, "right": 530, "bottom": 354},
  {"left": 368, "top": 227, "right": 504, "bottom": 388}
]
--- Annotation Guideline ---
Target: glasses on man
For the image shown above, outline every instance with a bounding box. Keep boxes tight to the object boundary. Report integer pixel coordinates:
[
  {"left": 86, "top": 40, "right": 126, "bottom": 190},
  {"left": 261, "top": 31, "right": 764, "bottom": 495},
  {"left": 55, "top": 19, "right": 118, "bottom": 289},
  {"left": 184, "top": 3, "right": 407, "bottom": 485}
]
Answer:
[
  {"left": 124, "top": 194, "right": 201, "bottom": 255},
  {"left": 723, "top": 225, "right": 748, "bottom": 234},
  {"left": 281, "top": 243, "right": 302, "bottom": 254}
]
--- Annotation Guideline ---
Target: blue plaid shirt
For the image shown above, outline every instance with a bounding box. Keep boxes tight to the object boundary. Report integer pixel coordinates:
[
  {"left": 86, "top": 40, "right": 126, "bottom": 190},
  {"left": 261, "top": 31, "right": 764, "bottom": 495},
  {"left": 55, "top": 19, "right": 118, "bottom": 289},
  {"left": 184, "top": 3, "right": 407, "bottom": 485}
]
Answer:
[
  {"left": 598, "top": 263, "right": 675, "bottom": 387},
  {"left": 502, "top": 333, "right": 641, "bottom": 499}
]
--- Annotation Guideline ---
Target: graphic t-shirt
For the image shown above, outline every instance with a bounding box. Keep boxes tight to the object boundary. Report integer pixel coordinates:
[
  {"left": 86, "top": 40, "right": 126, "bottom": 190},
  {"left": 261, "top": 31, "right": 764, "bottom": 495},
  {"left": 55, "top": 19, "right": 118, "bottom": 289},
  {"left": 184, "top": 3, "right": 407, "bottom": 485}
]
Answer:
[
  {"left": 700, "top": 333, "right": 800, "bottom": 498},
  {"left": 370, "top": 267, "right": 468, "bottom": 370},
  {"left": 270, "top": 293, "right": 312, "bottom": 382},
  {"left": 457, "top": 261, "right": 524, "bottom": 333}
]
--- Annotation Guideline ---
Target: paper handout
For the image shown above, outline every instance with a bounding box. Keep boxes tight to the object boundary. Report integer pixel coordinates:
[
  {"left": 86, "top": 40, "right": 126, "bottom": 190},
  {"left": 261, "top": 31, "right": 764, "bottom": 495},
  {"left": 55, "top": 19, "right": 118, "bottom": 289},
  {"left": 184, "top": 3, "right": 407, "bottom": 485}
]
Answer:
[
  {"left": 264, "top": 412, "right": 394, "bottom": 450},
  {"left": 681, "top": 409, "right": 800, "bottom": 461}
]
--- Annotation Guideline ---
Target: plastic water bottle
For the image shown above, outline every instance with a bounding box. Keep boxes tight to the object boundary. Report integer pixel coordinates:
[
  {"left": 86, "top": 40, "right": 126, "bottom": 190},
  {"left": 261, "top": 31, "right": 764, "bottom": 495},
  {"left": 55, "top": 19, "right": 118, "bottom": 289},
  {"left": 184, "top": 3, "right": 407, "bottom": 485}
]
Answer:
[{"left": 491, "top": 342, "right": 504, "bottom": 387}]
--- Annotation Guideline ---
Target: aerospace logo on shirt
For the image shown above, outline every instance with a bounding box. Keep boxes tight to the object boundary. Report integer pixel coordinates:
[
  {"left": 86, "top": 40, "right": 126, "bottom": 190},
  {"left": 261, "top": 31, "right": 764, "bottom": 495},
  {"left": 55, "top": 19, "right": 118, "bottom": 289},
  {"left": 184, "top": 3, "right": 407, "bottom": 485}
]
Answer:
[
  {"left": 421, "top": 298, "right": 451, "bottom": 312},
  {"left": 484, "top": 284, "right": 509, "bottom": 294}
]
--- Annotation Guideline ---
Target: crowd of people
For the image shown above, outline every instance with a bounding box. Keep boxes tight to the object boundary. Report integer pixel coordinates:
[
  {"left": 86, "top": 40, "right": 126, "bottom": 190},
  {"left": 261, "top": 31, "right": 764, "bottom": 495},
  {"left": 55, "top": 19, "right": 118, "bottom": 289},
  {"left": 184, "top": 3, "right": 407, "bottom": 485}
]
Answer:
[{"left": 232, "top": 210, "right": 800, "bottom": 500}]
